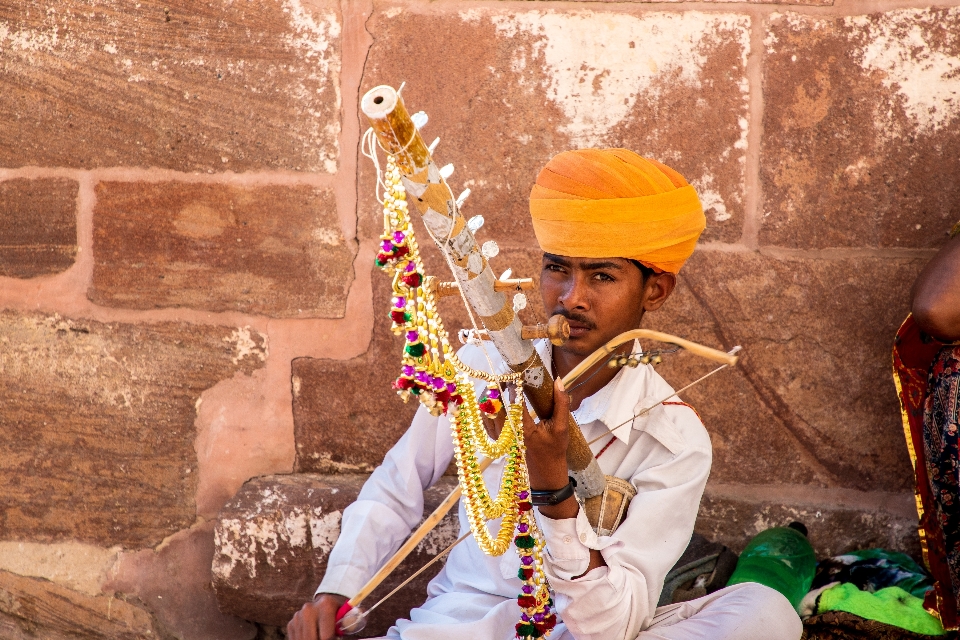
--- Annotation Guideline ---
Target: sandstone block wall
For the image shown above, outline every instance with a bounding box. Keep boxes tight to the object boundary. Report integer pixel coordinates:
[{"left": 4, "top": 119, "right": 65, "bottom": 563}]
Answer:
[{"left": 1, "top": 0, "right": 958, "bottom": 637}]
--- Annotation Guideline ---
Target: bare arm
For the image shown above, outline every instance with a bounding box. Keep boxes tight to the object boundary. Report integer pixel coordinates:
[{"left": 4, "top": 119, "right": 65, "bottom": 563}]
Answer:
[{"left": 912, "top": 231, "right": 960, "bottom": 342}]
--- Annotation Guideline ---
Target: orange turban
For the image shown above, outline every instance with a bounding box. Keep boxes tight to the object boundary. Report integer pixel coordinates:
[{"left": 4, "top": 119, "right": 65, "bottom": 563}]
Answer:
[{"left": 529, "top": 149, "right": 705, "bottom": 274}]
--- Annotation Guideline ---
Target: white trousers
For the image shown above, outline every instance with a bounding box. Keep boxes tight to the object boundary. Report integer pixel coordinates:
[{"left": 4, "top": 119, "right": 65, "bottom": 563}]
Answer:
[
  {"left": 636, "top": 582, "right": 802, "bottom": 640},
  {"left": 370, "top": 583, "right": 802, "bottom": 640}
]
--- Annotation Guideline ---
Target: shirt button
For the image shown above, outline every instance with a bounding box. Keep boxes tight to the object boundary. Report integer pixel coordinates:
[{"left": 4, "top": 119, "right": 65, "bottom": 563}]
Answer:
[
  {"left": 579, "top": 533, "right": 588, "bottom": 543},
  {"left": 562, "top": 535, "right": 572, "bottom": 544}
]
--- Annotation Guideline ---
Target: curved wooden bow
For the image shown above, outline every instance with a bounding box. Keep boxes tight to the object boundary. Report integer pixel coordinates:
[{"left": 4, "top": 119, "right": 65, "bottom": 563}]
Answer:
[{"left": 561, "top": 329, "right": 740, "bottom": 388}]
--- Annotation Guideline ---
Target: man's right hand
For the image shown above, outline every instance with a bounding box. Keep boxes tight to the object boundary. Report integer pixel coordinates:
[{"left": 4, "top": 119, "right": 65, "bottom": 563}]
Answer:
[{"left": 287, "top": 593, "right": 347, "bottom": 640}]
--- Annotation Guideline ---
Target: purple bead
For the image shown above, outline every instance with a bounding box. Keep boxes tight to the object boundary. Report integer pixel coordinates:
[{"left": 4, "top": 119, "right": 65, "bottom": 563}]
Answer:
[
  {"left": 517, "top": 523, "right": 529, "bottom": 533},
  {"left": 393, "top": 231, "right": 405, "bottom": 243},
  {"left": 381, "top": 240, "right": 393, "bottom": 251},
  {"left": 406, "top": 330, "right": 419, "bottom": 342},
  {"left": 394, "top": 297, "right": 406, "bottom": 308},
  {"left": 521, "top": 556, "right": 533, "bottom": 564},
  {"left": 543, "top": 605, "right": 551, "bottom": 613},
  {"left": 432, "top": 377, "right": 445, "bottom": 390},
  {"left": 405, "top": 261, "right": 416, "bottom": 273},
  {"left": 518, "top": 491, "right": 529, "bottom": 500},
  {"left": 446, "top": 382, "right": 457, "bottom": 393},
  {"left": 534, "top": 613, "right": 545, "bottom": 623},
  {"left": 486, "top": 388, "right": 500, "bottom": 400},
  {"left": 521, "top": 614, "right": 530, "bottom": 622},
  {"left": 401, "top": 365, "right": 415, "bottom": 376},
  {"left": 414, "top": 371, "right": 429, "bottom": 383},
  {"left": 522, "top": 585, "right": 533, "bottom": 594}
]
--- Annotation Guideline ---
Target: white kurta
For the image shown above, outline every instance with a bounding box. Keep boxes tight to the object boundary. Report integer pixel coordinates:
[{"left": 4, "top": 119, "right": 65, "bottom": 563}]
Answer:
[{"left": 318, "top": 340, "right": 712, "bottom": 640}]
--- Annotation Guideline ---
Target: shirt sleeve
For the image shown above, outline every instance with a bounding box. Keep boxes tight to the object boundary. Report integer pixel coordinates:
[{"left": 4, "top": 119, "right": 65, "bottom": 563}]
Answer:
[
  {"left": 317, "top": 404, "right": 455, "bottom": 598},
  {"left": 536, "top": 423, "right": 711, "bottom": 640}
]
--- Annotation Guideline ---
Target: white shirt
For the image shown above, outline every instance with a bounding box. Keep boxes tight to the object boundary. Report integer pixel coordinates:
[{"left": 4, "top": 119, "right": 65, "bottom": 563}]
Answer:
[{"left": 318, "top": 341, "right": 712, "bottom": 640}]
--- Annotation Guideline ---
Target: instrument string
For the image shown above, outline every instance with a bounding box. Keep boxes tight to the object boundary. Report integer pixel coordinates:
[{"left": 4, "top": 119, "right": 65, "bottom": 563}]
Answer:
[
  {"left": 585, "top": 363, "right": 730, "bottom": 447},
  {"left": 352, "top": 531, "right": 474, "bottom": 625}
]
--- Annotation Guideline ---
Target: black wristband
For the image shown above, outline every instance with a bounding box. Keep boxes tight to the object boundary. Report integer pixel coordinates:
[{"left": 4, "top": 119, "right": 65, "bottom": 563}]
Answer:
[{"left": 530, "top": 477, "right": 577, "bottom": 506}]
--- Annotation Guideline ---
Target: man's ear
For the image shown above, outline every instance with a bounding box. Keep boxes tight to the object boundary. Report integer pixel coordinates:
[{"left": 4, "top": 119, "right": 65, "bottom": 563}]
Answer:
[{"left": 642, "top": 272, "right": 677, "bottom": 312}]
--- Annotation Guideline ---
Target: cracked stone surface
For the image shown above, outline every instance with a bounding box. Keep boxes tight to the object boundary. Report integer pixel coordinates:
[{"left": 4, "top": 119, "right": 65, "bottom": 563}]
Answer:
[
  {"left": 360, "top": 6, "right": 751, "bottom": 245},
  {"left": 0, "top": 0, "right": 341, "bottom": 172},
  {"left": 652, "top": 250, "right": 925, "bottom": 492},
  {"left": 0, "top": 311, "right": 266, "bottom": 547},
  {"left": 761, "top": 8, "right": 960, "bottom": 248},
  {"left": 90, "top": 182, "right": 355, "bottom": 317}
]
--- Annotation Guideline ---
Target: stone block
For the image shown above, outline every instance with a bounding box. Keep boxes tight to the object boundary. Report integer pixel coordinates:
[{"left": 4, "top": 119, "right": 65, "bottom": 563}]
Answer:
[
  {"left": 650, "top": 250, "right": 925, "bottom": 491},
  {"left": 0, "top": 311, "right": 266, "bottom": 547},
  {"left": 761, "top": 8, "right": 960, "bottom": 248},
  {"left": 213, "top": 474, "right": 460, "bottom": 635},
  {"left": 0, "top": 569, "right": 163, "bottom": 640},
  {"left": 0, "top": 1, "right": 340, "bottom": 172},
  {"left": 89, "top": 182, "right": 354, "bottom": 317},
  {"left": 697, "top": 484, "right": 921, "bottom": 559},
  {"left": 0, "top": 178, "right": 77, "bottom": 278},
  {"left": 360, "top": 7, "right": 751, "bottom": 245}
]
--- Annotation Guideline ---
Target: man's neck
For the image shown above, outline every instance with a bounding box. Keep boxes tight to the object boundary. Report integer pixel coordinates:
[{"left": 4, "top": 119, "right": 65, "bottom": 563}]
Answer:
[{"left": 551, "top": 342, "right": 634, "bottom": 411}]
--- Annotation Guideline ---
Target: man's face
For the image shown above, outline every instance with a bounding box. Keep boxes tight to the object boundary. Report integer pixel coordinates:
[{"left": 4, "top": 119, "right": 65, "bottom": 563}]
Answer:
[{"left": 539, "top": 253, "right": 670, "bottom": 360}]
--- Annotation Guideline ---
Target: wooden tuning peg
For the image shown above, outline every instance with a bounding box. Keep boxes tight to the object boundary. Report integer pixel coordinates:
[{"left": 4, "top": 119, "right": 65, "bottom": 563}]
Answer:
[
  {"left": 427, "top": 277, "right": 533, "bottom": 298},
  {"left": 493, "top": 278, "right": 534, "bottom": 292},
  {"left": 423, "top": 276, "right": 461, "bottom": 298},
  {"left": 521, "top": 314, "right": 570, "bottom": 346}
]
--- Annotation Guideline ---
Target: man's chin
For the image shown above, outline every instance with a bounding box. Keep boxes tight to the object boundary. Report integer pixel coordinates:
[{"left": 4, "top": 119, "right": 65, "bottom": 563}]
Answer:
[{"left": 556, "top": 331, "right": 602, "bottom": 359}]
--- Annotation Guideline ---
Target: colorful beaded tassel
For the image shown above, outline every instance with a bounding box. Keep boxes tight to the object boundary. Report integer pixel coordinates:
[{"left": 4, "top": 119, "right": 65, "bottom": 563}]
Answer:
[{"left": 374, "top": 155, "right": 554, "bottom": 639}]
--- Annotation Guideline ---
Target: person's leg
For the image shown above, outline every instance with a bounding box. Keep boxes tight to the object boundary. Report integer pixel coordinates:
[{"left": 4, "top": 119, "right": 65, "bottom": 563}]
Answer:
[{"left": 638, "top": 582, "right": 802, "bottom": 640}]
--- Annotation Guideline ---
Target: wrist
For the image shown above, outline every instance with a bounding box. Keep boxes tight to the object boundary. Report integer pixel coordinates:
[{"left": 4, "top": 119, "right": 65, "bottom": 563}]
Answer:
[
  {"left": 530, "top": 477, "right": 577, "bottom": 506},
  {"left": 527, "top": 461, "right": 569, "bottom": 490}
]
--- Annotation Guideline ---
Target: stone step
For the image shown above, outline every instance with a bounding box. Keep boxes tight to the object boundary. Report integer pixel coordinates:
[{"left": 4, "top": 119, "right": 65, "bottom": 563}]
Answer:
[{"left": 213, "top": 474, "right": 460, "bottom": 636}]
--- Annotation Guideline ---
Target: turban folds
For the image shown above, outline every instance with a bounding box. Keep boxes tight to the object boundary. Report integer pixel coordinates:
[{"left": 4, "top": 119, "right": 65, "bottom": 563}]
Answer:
[{"left": 529, "top": 148, "right": 705, "bottom": 274}]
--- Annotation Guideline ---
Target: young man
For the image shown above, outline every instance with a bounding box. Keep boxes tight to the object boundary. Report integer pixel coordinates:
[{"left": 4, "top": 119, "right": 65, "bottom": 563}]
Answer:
[
  {"left": 289, "top": 149, "right": 801, "bottom": 640},
  {"left": 893, "top": 223, "right": 960, "bottom": 630}
]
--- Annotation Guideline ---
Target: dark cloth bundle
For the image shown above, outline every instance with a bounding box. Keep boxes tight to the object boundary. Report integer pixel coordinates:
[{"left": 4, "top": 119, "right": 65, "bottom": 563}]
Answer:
[
  {"left": 802, "top": 611, "right": 955, "bottom": 640},
  {"left": 812, "top": 549, "right": 933, "bottom": 599}
]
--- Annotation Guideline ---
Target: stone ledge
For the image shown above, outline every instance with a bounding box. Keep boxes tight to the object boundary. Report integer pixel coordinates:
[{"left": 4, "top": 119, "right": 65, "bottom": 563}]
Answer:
[
  {"left": 213, "top": 474, "right": 460, "bottom": 636},
  {"left": 697, "top": 483, "right": 921, "bottom": 558}
]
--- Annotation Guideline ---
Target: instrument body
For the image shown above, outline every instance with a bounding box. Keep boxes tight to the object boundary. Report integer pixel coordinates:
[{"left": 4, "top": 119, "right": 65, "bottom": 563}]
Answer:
[{"left": 361, "top": 85, "right": 607, "bottom": 501}]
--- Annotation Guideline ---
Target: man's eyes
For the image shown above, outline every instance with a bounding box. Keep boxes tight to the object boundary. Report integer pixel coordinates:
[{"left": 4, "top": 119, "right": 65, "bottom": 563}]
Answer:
[{"left": 593, "top": 272, "right": 615, "bottom": 282}]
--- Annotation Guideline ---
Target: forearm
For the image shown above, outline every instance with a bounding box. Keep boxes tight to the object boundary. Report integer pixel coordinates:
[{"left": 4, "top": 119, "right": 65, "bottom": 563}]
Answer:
[{"left": 913, "top": 233, "right": 960, "bottom": 341}]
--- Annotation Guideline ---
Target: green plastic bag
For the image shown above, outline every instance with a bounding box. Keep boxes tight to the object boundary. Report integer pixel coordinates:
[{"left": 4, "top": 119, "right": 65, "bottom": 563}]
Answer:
[{"left": 727, "top": 526, "right": 816, "bottom": 611}]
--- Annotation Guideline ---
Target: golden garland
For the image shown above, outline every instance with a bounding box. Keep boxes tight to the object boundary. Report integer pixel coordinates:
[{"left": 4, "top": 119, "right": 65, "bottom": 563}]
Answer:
[{"left": 374, "top": 155, "right": 556, "bottom": 637}]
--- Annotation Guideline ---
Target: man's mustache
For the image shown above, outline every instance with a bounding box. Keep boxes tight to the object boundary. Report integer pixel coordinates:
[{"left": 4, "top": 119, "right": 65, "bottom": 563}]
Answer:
[{"left": 550, "top": 309, "right": 595, "bottom": 330}]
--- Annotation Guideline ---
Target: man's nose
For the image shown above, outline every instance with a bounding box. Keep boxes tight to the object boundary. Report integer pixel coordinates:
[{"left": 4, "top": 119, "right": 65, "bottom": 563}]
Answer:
[{"left": 558, "top": 276, "right": 589, "bottom": 310}]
